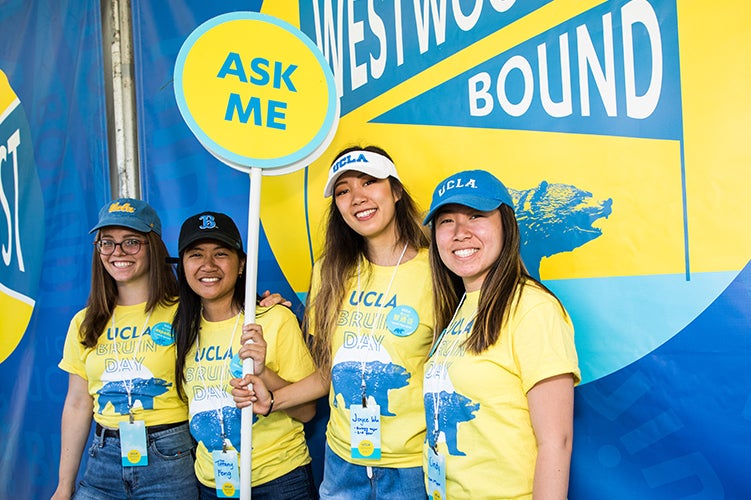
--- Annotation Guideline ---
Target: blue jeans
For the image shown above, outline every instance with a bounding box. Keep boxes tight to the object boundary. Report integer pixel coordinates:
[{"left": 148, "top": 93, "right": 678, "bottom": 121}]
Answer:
[
  {"left": 198, "top": 463, "right": 317, "bottom": 499},
  {"left": 319, "top": 445, "right": 426, "bottom": 500},
  {"left": 74, "top": 422, "right": 198, "bottom": 500}
]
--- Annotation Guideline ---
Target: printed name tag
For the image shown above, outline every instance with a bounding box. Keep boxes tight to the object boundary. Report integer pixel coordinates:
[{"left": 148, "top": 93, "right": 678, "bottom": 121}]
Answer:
[
  {"left": 118, "top": 420, "right": 148, "bottom": 467},
  {"left": 350, "top": 403, "right": 381, "bottom": 460},
  {"left": 427, "top": 447, "right": 447, "bottom": 500},
  {"left": 212, "top": 449, "right": 240, "bottom": 498}
]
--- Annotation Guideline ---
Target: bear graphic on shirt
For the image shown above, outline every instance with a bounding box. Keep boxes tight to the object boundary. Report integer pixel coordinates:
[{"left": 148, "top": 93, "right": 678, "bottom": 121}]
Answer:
[
  {"left": 97, "top": 377, "right": 171, "bottom": 414},
  {"left": 191, "top": 406, "right": 243, "bottom": 452},
  {"left": 331, "top": 360, "right": 410, "bottom": 416},
  {"left": 424, "top": 390, "right": 479, "bottom": 456}
]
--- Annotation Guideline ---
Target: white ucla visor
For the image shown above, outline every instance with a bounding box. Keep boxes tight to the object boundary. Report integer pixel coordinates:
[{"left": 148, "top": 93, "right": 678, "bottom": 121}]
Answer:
[{"left": 323, "top": 150, "right": 400, "bottom": 197}]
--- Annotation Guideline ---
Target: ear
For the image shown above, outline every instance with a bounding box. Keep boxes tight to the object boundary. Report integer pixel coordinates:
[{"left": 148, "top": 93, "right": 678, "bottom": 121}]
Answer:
[{"left": 391, "top": 181, "right": 403, "bottom": 203}]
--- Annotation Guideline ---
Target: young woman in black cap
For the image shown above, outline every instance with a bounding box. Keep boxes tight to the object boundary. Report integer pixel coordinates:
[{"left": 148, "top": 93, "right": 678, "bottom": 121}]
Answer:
[
  {"left": 55, "top": 198, "right": 198, "bottom": 500},
  {"left": 173, "top": 211, "right": 317, "bottom": 499}
]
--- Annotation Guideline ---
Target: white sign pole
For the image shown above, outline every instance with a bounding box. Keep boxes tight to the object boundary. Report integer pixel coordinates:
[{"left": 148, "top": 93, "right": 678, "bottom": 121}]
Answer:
[{"left": 240, "top": 166, "right": 263, "bottom": 500}]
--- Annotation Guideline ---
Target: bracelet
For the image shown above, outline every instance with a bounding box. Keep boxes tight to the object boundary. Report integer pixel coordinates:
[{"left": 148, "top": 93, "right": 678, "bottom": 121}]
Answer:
[{"left": 262, "top": 390, "right": 274, "bottom": 417}]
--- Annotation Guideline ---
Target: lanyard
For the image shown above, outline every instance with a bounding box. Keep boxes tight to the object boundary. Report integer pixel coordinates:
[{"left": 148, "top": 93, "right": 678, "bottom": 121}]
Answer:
[
  {"left": 428, "top": 293, "right": 476, "bottom": 449},
  {"left": 195, "top": 312, "right": 241, "bottom": 451},
  {"left": 110, "top": 308, "right": 152, "bottom": 422},
  {"left": 354, "top": 243, "right": 408, "bottom": 406}
]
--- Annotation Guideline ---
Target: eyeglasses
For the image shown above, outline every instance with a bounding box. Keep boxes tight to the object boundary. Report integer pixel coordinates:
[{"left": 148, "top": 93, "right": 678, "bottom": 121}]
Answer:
[{"left": 94, "top": 238, "right": 148, "bottom": 255}]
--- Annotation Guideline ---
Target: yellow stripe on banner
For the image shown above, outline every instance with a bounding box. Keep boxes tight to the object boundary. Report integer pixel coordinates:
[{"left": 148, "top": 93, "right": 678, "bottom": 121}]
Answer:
[
  {"left": 348, "top": 0, "right": 606, "bottom": 124},
  {"left": 0, "top": 292, "right": 33, "bottom": 363},
  {"left": 260, "top": 168, "right": 316, "bottom": 293},
  {"left": 0, "top": 69, "right": 19, "bottom": 115},
  {"left": 261, "top": 3, "right": 301, "bottom": 28}
]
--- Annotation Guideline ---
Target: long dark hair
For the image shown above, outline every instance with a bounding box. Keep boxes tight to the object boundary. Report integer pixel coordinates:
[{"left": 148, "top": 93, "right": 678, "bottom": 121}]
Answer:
[
  {"left": 173, "top": 245, "right": 264, "bottom": 399},
  {"left": 306, "top": 145, "right": 429, "bottom": 372},
  {"left": 80, "top": 230, "right": 177, "bottom": 348},
  {"left": 430, "top": 204, "right": 564, "bottom": 354}
]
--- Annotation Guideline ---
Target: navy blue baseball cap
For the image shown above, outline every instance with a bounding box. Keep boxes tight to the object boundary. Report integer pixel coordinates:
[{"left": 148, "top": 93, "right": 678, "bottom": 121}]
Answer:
[
  {"left": 90, "top": 198, "right": 162, "bottom": 236},
  {"left": 178, "top": 212, "right": 244, "bottom": 254},
  {"left": 423, "top": 170, "right": 514, "bottom": 225}
]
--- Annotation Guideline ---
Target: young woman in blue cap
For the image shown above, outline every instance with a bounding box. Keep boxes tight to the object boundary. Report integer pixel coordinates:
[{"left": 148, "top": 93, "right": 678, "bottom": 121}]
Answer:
[
  {"left": 55, "top": 198, "right": 198, "bottom": 499},
  {"left": 231, "top": 146, "right": 434, "bottom": 499},
  {"left": 172, "top": 211, "right": 317, "bottom": 499},
  {"left": 422, "top": 170, "right": 580, "bottom": 499}
]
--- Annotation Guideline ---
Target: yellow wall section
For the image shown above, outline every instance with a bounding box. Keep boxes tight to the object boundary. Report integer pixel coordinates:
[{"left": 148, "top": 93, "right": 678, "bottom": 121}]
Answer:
[
  {"left": 0, "top": 70, "right": 18, "bottom": 114},
  {"left": 678, "top": 0, "right": 751, "bottom": 272},
  {"left": 0, "top": 293, "right": 32, "bottom": 363}
]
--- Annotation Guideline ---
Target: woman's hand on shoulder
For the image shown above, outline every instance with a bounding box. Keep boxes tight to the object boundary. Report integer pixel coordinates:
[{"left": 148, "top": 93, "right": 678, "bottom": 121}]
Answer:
[{"left": 259, "top": 290, "right": 292, "bottom": 308}]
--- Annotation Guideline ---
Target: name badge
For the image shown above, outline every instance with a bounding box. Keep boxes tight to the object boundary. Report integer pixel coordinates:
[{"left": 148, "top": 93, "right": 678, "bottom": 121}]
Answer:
[
  {"left": 427, "top": 447, "right": 447, "bottom": 500},
  {"left": 350, "top": 403, "right": 381, "bottom": 460},
  {"left": 118, "top": 420, "right": 148, "bottom": 467},
  {"left": 212, "top": 449, "right": 240, "bottom": 498}
]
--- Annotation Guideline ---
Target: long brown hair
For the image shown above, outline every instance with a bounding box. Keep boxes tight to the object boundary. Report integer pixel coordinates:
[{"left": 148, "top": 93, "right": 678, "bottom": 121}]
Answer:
[
  {"left": 79, "top": 230, "right": 178, "bottom": 348},
  {"left": 306, "top": 145, "right": 429, "bottom": 372},
  {"left": 429, "top": 204, "right": 564, "bottom": 354}
]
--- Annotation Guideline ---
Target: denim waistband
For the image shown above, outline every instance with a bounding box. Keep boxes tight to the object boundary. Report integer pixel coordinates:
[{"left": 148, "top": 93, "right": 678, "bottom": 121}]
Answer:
[{"left": 94, "top": 420, "right": 187, "bottom": 439}]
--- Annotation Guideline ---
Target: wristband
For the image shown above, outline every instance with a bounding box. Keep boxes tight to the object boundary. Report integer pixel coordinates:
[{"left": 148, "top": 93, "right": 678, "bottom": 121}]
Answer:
[{"left": 262, "top": 390, "right": 274, "bottom": 417}]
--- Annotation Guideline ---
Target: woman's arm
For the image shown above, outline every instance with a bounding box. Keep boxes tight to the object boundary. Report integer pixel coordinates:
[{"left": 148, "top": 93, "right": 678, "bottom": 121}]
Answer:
[
  {"left": 230, "top": 368, "right": 329, "bottom": 416},
  {"left": 51, "top": 374, "right": 93, "bottom": 500},
  {"left": 527, "top": 373, "right": 575, "bottom": 500},
  {"left": 234, "top": 323, "right": 322, "bottom": 422}
]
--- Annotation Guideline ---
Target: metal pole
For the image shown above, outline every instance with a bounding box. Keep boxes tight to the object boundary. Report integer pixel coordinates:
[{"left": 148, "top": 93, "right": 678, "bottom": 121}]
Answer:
[{"left": 240, "top": 166, "right": 262, "bottom": 499}]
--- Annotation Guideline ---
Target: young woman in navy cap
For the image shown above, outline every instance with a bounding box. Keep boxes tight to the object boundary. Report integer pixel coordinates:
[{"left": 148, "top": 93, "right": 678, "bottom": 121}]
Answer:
[
  {"left": 55, "top": 198, "right": 198, "bottom": 499},
  {"left": 422, "top": 170, "right": 580, "bottom": 499},
  {"left": 232, "top": 146, "right": 434, "bottom": 499},
  {"left": 172, "top": 212, "right": 317, "bottom": 499}
]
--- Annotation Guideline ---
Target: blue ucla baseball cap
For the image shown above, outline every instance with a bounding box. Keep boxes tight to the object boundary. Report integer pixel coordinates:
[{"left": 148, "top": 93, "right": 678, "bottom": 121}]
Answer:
[
  {"left": 90, "top": 198, "right": 162, "bottom": 236},
  {"left": 423, "top": 170, "right": 514, "bottom": 225}
]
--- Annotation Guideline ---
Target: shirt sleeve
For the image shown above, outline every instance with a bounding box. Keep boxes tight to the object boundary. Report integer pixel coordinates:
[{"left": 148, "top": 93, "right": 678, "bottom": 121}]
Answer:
[{"left": 510, "top": 294, "right": 581, "bottom": 394}]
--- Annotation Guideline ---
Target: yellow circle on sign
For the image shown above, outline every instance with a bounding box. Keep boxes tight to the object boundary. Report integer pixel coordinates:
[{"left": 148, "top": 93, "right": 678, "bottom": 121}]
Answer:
[
  {"left": 357, "top": 440, "right": 375, "bottom": 457},
  {"left": 174, "top": 12, "right": 338, "bottom": 171}
]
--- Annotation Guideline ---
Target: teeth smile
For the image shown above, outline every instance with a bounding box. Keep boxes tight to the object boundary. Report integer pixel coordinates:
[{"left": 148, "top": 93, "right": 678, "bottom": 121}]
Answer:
[
  {"left": 199, "top": 277, "right": 220, "bottom": 283},
  {"left": 112, "top": 262, "right": 133, "bottom": 268},
  {"left": 355, "top": 209, "right": 376, "bottom": 219},
  {"left": 454, "top": 248, "right": 478, "bottom": 258}
]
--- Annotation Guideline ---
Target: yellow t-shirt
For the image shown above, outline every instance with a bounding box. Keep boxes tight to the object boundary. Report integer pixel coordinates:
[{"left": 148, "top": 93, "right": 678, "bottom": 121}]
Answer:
[
  {"left": 310, "top": 248, "right": 434, "bottom": 467},
  {"left": 183, "top": 306, "right": 315, "bottom": 488},
  {"left": 423, "top": 286, "right": 580, "bottom": 499},
  {"left": 59, "top": 302, "right": 188, "bottom": 427}
]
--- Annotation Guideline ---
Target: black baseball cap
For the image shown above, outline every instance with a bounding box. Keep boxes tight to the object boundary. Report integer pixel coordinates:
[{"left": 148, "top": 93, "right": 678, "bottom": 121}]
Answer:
[{"left": 178, "top": 212, "right": 243, "bottom": 254}]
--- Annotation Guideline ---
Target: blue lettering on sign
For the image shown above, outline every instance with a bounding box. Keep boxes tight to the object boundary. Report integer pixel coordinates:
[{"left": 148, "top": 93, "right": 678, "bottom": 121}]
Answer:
[
  {"left": 217, "top": 52, "right": 298, "bottom": 91},
  {"left": 218, "top": 52, "right": 298, "bottom": 130}
]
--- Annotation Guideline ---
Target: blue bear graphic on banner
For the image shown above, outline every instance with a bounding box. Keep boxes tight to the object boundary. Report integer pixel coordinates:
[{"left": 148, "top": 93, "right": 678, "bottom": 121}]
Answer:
[
  {"left": 191, "top": 406, "right": 245, "bottom": 451},
  {"left": 332, "top": 360, "right": 410, "bottom": 416},
  {"left": 97, "top": 377, "right": 171, "bottom": 414},
  {"left": 511, "top": 181, "right": 612, "bottom": 279},
  {"left": 424, "top": 390, "right": 480, "bottom": 456}
]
